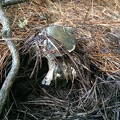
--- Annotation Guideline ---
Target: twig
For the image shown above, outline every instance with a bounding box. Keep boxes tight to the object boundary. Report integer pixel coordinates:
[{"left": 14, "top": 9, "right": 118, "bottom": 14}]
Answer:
[
  {"left": 0, "top": 2, "right": 20, "bottom": 115},
  {"left": 2, "top": 0, "right": 29, "bottom": 7}
]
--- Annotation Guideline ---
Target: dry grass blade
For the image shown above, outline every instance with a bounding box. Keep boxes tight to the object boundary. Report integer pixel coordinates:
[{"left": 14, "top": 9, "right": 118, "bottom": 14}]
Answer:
[{"left": 0, "top": 0, "right": 120, "bottom": 119}]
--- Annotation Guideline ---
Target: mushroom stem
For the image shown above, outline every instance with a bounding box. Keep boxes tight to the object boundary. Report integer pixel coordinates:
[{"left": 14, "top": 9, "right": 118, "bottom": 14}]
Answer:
[{"left": 42, "top": 58, "right": 56, "bottom": 85}]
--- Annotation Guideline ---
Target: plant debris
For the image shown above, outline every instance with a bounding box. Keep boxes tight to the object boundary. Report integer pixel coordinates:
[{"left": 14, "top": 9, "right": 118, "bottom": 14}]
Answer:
[{"left": 0, "top": 0, "right": 120, "bottom": 119}]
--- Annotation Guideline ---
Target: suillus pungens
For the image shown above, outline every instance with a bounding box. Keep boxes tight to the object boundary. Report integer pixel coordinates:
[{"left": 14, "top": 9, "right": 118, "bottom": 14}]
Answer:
[{"left": 32, "top": 25, "right": 77, "bottom": 85}]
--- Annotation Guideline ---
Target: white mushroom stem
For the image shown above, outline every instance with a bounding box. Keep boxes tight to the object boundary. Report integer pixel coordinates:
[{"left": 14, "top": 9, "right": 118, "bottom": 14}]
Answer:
[{"left": 42, "top": 58, "right": 56, "bottom": 85}]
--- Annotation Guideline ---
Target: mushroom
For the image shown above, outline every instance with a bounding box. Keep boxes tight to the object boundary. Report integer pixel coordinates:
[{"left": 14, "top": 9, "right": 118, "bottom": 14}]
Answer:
[{"left": 33, "top": 25, "right": 76, "bottom": 85}]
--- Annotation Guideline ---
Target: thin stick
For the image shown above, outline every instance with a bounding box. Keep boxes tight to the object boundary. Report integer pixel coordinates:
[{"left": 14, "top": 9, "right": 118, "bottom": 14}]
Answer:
[
  {"left": 2, "top": 0, "right": 29, "bottom": 7},
  {"left": 0, "top": 2, "right": 20, "bottom": 115}
]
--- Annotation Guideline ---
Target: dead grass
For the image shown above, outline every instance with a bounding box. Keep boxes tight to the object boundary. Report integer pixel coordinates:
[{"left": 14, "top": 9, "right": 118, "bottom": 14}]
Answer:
[
  {"left": 0, "top": 0, "right": 120, "bottom": 119},
  {"left": 1, "top": 0, "right": 120, "bottom": 77}
]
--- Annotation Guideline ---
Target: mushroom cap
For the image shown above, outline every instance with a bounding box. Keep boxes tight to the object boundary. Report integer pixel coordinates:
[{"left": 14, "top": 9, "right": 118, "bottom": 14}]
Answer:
[
  {"left": 45, "top": 25, "right": 76, "bottom": 56},
  {"left": 31, "top": 25, "right": 76, "bottom": 58}
]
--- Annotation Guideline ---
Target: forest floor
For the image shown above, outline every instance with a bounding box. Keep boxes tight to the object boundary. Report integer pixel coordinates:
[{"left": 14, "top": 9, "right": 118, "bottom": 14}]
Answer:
[{"left": 0, "top": 0, "right": 120, "bottom": 119}]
